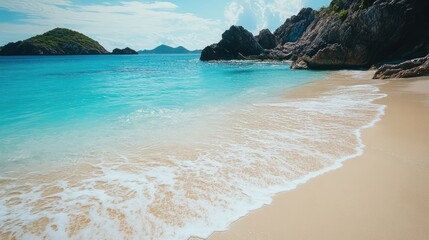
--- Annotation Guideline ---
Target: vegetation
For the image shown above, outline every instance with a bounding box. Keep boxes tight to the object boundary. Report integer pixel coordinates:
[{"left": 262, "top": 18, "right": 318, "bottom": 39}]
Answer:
[
  {"left": 24, "top": 28, "right": 107, "bottom": 52},
  {"left": 326, "top": 0, "right": 351, "bottom": 20},
  {"left": 296, "top": 0, "right": 375, "bottom": 22},
  {"left": 359, "top": 0, "right": 375, "bottom": 10},
  {"left": 338, "top": 9, "right": 348, "bottom": 20},
  {"left": 329, "top": 0, "right": 348, "bottom": 14}
]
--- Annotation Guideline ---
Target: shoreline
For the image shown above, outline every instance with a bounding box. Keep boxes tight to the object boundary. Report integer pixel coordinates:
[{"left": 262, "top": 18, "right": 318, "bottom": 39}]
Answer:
[
  {"left": 3, "top": 68, "right": 427, "bottom": 239},
  {"left": 207, "top": 71, "right": 429, "bottom": 240}
]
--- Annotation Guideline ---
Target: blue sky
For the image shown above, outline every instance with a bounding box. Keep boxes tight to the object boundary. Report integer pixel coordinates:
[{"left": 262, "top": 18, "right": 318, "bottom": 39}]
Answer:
[{"left": 0, "top": 0, "right": 330, "bottom": 50}]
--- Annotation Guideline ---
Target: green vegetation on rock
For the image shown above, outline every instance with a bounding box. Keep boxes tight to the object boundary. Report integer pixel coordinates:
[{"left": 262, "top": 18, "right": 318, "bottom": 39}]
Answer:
[
  {"left": 359, "top": 0, "right": 375, "bottom": 10},
  {"left": 326, "top": 0, "right": 351, "bottom": 20},
  {"left": 0, "top": 28, "right": 108, "bottom": 55},
  {"left": 338, "top": 9, "right": 348, "bottom": 20},
  {"left": 329, "top": 0, "right": 348, "bottom": 14},
  {"left": 26, "top": 28, "right": 107, "bottom": 52}
]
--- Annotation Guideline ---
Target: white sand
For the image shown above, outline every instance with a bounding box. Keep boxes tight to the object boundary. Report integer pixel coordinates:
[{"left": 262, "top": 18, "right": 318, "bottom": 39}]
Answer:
[{"left": 208, "top": 72, "right": 429, "bottom": 240}]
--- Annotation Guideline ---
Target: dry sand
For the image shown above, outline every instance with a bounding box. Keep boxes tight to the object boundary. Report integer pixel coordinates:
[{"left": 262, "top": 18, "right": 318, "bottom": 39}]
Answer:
[{"left": 207, "top": 72, "right": 429, "bottom": 240}]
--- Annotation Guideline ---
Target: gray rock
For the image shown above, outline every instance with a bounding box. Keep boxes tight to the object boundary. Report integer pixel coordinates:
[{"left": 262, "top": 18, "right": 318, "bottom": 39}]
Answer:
[
  {"left": 274, "top": 8, "right": 316, "bottom": 45},
  {"left": 291, "top": 59, "right": 308, "bottom": 69},
  {"left": 200, "top": 0, "right": 429, "bottom": 69},
  {"left": 373, "top": 55, "right": 429, "bottom": 79},
  {"left": 256, "top": 29, "right": 277, "bottom": 49},
  {"left": 200, "top": 26, "right": 263, "bottom": 61},
  {"left": 287, "top": 0, "right": 429, "bottom": 69}
]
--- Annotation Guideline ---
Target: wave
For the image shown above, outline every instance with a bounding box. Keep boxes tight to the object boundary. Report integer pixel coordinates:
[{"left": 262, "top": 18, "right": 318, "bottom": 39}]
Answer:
[{"left": 0, "top": 82, "right": 386, "bottom": 240}]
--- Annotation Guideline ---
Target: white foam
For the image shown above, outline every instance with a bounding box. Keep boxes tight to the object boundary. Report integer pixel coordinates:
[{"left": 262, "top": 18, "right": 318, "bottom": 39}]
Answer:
[{"left": 0, "top": 83, "right": 387, "bottom": 240}]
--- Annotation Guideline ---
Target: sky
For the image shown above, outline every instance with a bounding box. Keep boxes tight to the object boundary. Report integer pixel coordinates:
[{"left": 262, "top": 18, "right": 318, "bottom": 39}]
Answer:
[{"left": 0, "top": 0, "right": 330, "bottom": 51}]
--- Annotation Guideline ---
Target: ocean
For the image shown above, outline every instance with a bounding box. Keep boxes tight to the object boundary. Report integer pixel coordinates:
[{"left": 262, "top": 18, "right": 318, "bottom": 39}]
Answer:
[{"left": 0, "top": 55, "right": 386, "bottom": 239}]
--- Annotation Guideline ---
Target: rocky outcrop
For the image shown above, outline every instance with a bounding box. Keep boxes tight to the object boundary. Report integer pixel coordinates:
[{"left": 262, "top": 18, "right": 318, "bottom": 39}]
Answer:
[
  {"left": 273, "top": 8, "right": 315, "bottom": 45},
  {"left": 0, "top": 28, "right": 108, "bottom": 55},
  {"left": 200, "top": 26, "right": 264, "bottom": 61},
  {"left": 112, "top": 47, "right": 138, "bottom": 54},
  {"left": 255, "top": 29, "right": 277, "bottom": 49},
  {"left": 373, "top": 55, "right": 429, "bottom": 79},
  {"left": 200, "top": 0, "right": 429, "bottom": 70},
  {"left": 287, "top": 0, "right": 429, "bottom": 69}
]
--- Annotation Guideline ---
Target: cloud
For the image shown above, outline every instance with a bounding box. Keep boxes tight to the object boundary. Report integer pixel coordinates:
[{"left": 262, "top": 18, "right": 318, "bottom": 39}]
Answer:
[
  {"left": 224, "top": 2, "right": 244, "bottom": 27},
  {"left": 223, "top": 0, "right": 305, "bottom": 34},
  {"left": 0, "top": 0, "right": 223, "bottom": 50}
]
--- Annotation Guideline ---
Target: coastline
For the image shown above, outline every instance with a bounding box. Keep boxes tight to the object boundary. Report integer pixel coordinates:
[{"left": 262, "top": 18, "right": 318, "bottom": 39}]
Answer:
[
  {"left": 2, "top": 67, "right": 428, "bottom": 239},
  {"left": 207, "top": 71, "right": 429, "bottom": 240}
]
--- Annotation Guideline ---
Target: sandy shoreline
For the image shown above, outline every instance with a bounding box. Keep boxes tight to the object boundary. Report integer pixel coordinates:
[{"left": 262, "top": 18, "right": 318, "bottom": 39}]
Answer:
[
  {"left": 207, "top": 71, "right": 429, "bottom": 240},
  {"left": 2, "top": 70, "right": 428, "bottom": 239}
]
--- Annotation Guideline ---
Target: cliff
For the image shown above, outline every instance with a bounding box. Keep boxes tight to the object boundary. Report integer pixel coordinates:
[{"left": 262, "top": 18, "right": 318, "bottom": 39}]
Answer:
[
  {"left": 0, "top": 28, "right": 109, "bottom": 55},
  {"left": 200, "top": 0, "right": 429, "bottom": 77},
  {"left": 287, "top": 0, "right": 429, "bottom": 69}
]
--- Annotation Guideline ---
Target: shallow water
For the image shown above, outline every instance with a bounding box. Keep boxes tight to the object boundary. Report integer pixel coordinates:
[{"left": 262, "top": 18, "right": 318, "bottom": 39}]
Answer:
[{"left": 0, "top": 55, "right": 385, "bottom": 239}]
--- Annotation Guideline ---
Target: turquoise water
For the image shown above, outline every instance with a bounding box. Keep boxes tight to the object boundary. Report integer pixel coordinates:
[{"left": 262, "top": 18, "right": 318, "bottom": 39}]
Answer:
[
  {"left": 0, "top": 54, "right": 321, "bottom": 170},
  {"left": 0, "top": 55, "right": 388, "bottom": 240}
]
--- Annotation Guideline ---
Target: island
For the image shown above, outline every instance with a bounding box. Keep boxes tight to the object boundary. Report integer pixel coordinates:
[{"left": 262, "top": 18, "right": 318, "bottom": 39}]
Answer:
[
  {"left": 112, "top": 47, "right": 138, "bottom": 55},
  {"left": 0, "top": 28, "right": 109, "bottom": 55},
  {"left": 139, "top": 44, "right": 201, "bottom": 54}
]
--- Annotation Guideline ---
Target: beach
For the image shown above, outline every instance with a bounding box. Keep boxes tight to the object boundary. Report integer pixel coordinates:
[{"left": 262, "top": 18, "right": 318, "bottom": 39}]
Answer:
[
  {"left": 1, "top": 0, "right": 428, "bottom": 238},
  {"left": 208, "top": 72, "right": 429, "bottom": 240},
  {"left": 1, "top": 59, "right": 428, "bottom": 239}
]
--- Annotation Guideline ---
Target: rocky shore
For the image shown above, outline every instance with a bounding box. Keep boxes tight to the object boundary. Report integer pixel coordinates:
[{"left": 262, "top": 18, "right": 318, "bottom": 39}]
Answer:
[
  {"left": 201, "top": 0, "right": 429, "bottom": 79},
  {"left": 373, "top": 54, "right": 429, "bottom": 79}
]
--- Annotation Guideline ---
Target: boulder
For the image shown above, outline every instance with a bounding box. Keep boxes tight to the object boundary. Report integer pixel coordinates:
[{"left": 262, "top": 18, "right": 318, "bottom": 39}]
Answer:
[
  {"left": 200, "top": 26, "right": 263, "bottom": 61},
  {"left": 373, "top": 55, "right": 429, "bottom": 79},
  {"left": 256, "top": 29, "right": 277, "bottom": 49},
  {"left": 200, "top": 44, "right": 235, "bottom": 61},
  {"left": 291, "top": 59, "right": 308, "bottom": 69}
]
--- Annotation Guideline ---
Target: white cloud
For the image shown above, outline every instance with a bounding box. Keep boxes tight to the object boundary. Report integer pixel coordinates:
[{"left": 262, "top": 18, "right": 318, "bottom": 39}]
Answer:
[
  {"left": 223, "top": 0, "right": 304, "bottom": 34},
  {"left": 224, "top": 2, "right": 244, "bottom": 27},
  {"left": 0, "top": 1, "right": 223, "bottom": 50}
]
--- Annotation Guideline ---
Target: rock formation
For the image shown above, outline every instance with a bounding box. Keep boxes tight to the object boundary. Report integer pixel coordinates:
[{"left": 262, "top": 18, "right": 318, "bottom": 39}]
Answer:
[
  {"left": 200, "top": 0, "right": 429, "bottom": 77},
  {"left": 112, "top": 47, "right": 138, "bottom": 55},
  {"left": 373, "top": 55, "right": 429, "bottom": 79},
  {"left": 273, "top": 7, "right": 315, "bottom": 45},
  {"left": 255, "top": 29, "right": 277, "bottom": 50},
  {"left": 200, "top": 26, "right": 264, "bottom": 61},
  {"left": 287, "top": 0, "right": 429, "bottom": 69},
  {"left": 0, "top": 28, "right": 108, "bottom": 55}
]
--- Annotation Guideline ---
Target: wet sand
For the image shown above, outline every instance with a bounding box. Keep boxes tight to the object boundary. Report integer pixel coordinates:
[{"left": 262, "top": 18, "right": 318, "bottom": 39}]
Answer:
[{"left": 208, "top": 72, "right": 429, "bottom": 240}]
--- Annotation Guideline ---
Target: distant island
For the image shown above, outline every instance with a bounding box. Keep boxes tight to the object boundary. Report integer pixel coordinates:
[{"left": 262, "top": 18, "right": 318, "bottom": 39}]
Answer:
[
  {"left": 112, "top": 47, "right": 138, "bottom": 55},
  {"left": 0, "top": 28, "right": 197, "bottom": 56},
  {"left": 139, "top": 44, "right": 201, "bottom": 54},
  {"left": 0, "top": 28, "right": 109, "bottom": 55},
  {"left": 0, "top": 28, "right": 137, "bottom": 55}
]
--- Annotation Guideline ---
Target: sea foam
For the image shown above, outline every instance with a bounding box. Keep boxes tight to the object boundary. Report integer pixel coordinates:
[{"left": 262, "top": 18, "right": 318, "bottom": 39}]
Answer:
[{"left": 0, "top": 82, "right": 386, "bottom": 240}]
